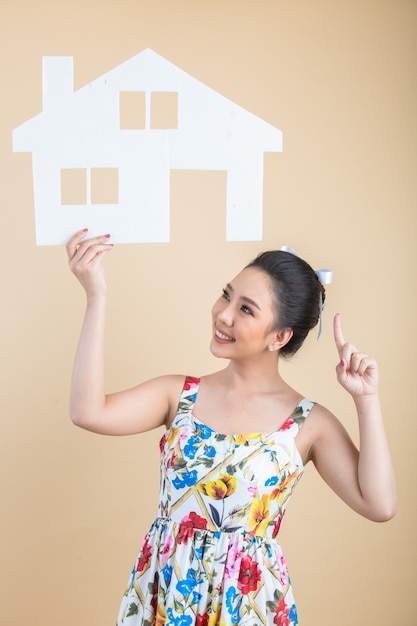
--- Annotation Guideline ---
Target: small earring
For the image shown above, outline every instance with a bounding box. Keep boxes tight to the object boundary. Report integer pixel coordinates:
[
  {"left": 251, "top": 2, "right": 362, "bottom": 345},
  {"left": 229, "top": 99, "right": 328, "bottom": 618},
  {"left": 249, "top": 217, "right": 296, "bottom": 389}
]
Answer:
[{"left": 268, "top": 345, "right": 274, "bottom": 352}]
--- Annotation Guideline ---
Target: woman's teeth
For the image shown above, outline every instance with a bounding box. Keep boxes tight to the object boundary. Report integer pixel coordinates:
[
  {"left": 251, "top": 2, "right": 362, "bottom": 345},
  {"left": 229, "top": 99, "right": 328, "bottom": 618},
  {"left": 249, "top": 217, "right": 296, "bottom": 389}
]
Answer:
[{"left": 216, "top": 330, "right": 235, "bottom": 341}]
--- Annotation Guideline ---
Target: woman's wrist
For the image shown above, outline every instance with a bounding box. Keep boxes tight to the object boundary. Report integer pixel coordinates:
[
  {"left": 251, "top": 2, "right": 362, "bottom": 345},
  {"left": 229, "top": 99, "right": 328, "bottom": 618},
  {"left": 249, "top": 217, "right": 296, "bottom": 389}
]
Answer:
[
  {"left": 85, "top": 286, "right": 107, "bottom": 305},
  {"left": 353, "top": 392, "right": 381, "bottom": 417}
]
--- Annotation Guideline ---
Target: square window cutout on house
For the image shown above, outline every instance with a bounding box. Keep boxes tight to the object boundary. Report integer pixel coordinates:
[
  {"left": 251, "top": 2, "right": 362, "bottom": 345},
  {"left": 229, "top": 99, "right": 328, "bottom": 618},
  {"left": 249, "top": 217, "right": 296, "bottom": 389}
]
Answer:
[
  {"left": 120, "top": 91, "right": 146, "bottom": 129},
  {"left": 151, "top": 92, "right": 178, "bottom": 129},
  {"left": 61, "top": 168, "right": 87, "bottom": 205},
  {"left": 91, "top": 168, "right": 119, "bottom": 204}
]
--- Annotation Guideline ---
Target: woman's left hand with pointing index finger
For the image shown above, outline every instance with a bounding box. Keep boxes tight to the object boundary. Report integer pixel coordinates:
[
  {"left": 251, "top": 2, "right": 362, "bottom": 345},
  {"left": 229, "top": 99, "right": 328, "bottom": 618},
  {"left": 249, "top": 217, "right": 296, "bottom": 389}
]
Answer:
[{"left": 333, "top": 313, "right": 379, "bottom": 398}]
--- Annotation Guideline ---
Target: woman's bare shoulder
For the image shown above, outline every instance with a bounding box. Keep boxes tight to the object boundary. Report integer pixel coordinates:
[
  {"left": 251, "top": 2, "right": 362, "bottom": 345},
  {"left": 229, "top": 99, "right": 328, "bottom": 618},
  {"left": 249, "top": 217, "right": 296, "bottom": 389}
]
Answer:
[
  {"left": 301, "top": 402, "right": 347, "bottom": 438},
  {"left": 296, "top": 402, "right": 349, "bottom": 464}
]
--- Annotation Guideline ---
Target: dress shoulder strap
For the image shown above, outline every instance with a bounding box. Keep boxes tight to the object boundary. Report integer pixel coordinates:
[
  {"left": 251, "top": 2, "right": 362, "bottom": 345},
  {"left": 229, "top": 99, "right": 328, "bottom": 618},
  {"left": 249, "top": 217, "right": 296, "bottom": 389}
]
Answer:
[
  {"left": 288, "top": 398, "right": 315, "bottom": 432},
  {"left": 177, "top": 376, "right": 200, "bottom": 415}
]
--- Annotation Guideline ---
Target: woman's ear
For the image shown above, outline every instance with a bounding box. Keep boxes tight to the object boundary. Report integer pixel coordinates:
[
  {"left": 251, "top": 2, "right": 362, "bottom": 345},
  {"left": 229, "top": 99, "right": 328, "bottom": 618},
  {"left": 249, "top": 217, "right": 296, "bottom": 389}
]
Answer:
[{"left": 268, "top": 328, "right": 293, "bottom": 352}]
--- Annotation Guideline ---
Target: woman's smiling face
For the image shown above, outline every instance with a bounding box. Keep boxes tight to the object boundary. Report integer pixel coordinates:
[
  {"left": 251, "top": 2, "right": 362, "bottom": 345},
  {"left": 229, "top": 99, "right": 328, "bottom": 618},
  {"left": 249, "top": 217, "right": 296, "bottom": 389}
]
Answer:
[{"left": 210, "top": 266, "right": 281, "bottom": 360}]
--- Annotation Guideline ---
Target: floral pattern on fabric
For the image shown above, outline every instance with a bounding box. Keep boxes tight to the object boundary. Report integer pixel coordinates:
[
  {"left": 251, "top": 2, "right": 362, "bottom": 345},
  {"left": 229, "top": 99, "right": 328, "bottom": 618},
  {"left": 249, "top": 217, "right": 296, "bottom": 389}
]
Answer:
[{"left": 117, "top": 376, "right": 314, "bottom": 625}]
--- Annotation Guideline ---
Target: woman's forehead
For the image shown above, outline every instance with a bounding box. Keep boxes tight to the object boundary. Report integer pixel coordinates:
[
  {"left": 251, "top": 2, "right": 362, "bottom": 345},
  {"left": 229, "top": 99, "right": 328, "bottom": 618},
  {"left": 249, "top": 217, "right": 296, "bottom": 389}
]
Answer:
[{"left": 229, "top": 267, "right": 274, "bottom": 303}]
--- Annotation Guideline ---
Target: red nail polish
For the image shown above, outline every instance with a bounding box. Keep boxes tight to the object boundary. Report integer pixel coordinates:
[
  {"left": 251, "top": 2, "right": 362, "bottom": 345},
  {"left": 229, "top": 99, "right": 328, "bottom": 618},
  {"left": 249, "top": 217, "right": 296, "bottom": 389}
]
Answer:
[
  {"left": 104, "top": 233, "right": 111, "bottom": 239},
  {"left": 82, "top": 228, "right": 88, "bottom": 232}
]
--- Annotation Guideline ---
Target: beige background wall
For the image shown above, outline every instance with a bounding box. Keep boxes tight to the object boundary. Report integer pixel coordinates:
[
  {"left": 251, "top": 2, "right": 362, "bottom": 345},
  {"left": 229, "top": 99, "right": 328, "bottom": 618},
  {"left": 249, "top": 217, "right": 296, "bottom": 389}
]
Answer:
[{"left": 1, "top": 1, "right": 416, "bottom": 624}]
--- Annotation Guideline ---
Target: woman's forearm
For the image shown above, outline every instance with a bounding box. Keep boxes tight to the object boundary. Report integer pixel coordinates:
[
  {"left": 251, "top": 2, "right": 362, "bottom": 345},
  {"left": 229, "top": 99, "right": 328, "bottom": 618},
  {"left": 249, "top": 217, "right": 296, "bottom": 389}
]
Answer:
[
  {"left": 67, "top": 230, "right": 114, "bottom": 428},
  {"left": 69, "top": 293, "right": 107, "bottom": 427},
  {"left": 355, "top": 394, "right": 397, "bottom": 520}
]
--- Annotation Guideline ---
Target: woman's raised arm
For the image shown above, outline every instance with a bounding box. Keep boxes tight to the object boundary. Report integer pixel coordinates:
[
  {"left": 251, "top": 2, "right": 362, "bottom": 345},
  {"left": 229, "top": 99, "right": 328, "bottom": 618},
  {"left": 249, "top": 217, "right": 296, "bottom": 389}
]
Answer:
[
  {"left": 67, "top": 230, "right": 181, "bottom": 436},
  {"left": 310, "top": 314, "right": 397, "bottom": 522}
]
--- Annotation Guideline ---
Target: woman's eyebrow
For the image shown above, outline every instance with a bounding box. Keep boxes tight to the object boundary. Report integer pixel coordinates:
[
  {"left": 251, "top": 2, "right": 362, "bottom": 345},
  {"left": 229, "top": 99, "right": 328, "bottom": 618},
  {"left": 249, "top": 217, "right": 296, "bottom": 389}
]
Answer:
[{"left": 226, "top": 283, "right": 262, "bottom": 311}]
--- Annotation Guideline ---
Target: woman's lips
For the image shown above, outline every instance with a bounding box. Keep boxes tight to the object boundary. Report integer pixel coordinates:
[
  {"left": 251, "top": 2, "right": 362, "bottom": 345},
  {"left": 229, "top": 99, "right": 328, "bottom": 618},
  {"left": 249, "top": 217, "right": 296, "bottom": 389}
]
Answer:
[{"left": 214, "top": 329, "right": 235, "bottom": 342}]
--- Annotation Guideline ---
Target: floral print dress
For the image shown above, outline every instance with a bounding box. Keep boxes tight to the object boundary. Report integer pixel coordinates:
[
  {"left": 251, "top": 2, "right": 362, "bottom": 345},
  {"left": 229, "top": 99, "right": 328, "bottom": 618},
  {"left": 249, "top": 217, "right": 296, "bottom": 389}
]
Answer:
[{"left": 117, "top": 376, "right": 314, "bottom": 626}]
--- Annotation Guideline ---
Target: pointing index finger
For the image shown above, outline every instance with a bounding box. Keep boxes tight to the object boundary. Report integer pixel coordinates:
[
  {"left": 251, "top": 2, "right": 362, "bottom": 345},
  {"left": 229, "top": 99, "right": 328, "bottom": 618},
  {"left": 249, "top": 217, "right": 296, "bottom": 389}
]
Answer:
[{"left": 333, "top": 313, "right": 346, "bottom": 356}]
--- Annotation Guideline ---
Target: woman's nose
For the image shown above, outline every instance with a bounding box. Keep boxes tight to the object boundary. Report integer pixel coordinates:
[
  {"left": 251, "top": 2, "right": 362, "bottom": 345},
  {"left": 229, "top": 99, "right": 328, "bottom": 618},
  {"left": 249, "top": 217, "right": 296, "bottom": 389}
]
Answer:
[{"left": 217, "top": 302, "right": 234, "bottom": 326}]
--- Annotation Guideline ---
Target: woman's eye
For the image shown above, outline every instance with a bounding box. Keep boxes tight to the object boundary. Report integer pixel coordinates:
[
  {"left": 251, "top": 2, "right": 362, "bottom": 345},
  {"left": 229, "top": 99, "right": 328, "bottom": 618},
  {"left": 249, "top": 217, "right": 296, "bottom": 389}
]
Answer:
[
  {"left": 241, "top": 305, "right": 253, "bottom": 316},
  {"left": 222, "top": 289, "right": 230, "bottom": 301}
]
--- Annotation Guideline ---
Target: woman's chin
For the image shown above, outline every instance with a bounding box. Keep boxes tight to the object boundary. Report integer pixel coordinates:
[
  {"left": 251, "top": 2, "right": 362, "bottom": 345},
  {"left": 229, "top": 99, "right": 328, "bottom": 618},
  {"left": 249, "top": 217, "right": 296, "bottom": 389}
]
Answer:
[{"left": 209, "top": 339, "right": 229, "bottom": 359}]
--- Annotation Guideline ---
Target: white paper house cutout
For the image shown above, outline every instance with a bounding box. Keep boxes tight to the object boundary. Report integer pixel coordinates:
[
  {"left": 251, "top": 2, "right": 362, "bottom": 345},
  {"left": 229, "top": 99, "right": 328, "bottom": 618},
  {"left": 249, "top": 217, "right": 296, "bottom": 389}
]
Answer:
[{"left": 13, "top": 49, "right": 282, "bottom": 245}]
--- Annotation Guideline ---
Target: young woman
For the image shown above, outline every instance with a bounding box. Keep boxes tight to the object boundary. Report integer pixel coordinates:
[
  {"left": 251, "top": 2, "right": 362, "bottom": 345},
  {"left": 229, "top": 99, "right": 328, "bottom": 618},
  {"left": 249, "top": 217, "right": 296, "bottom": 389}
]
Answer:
[{"left": 67, "top": 230, "right": 396, "bottom": 626}]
